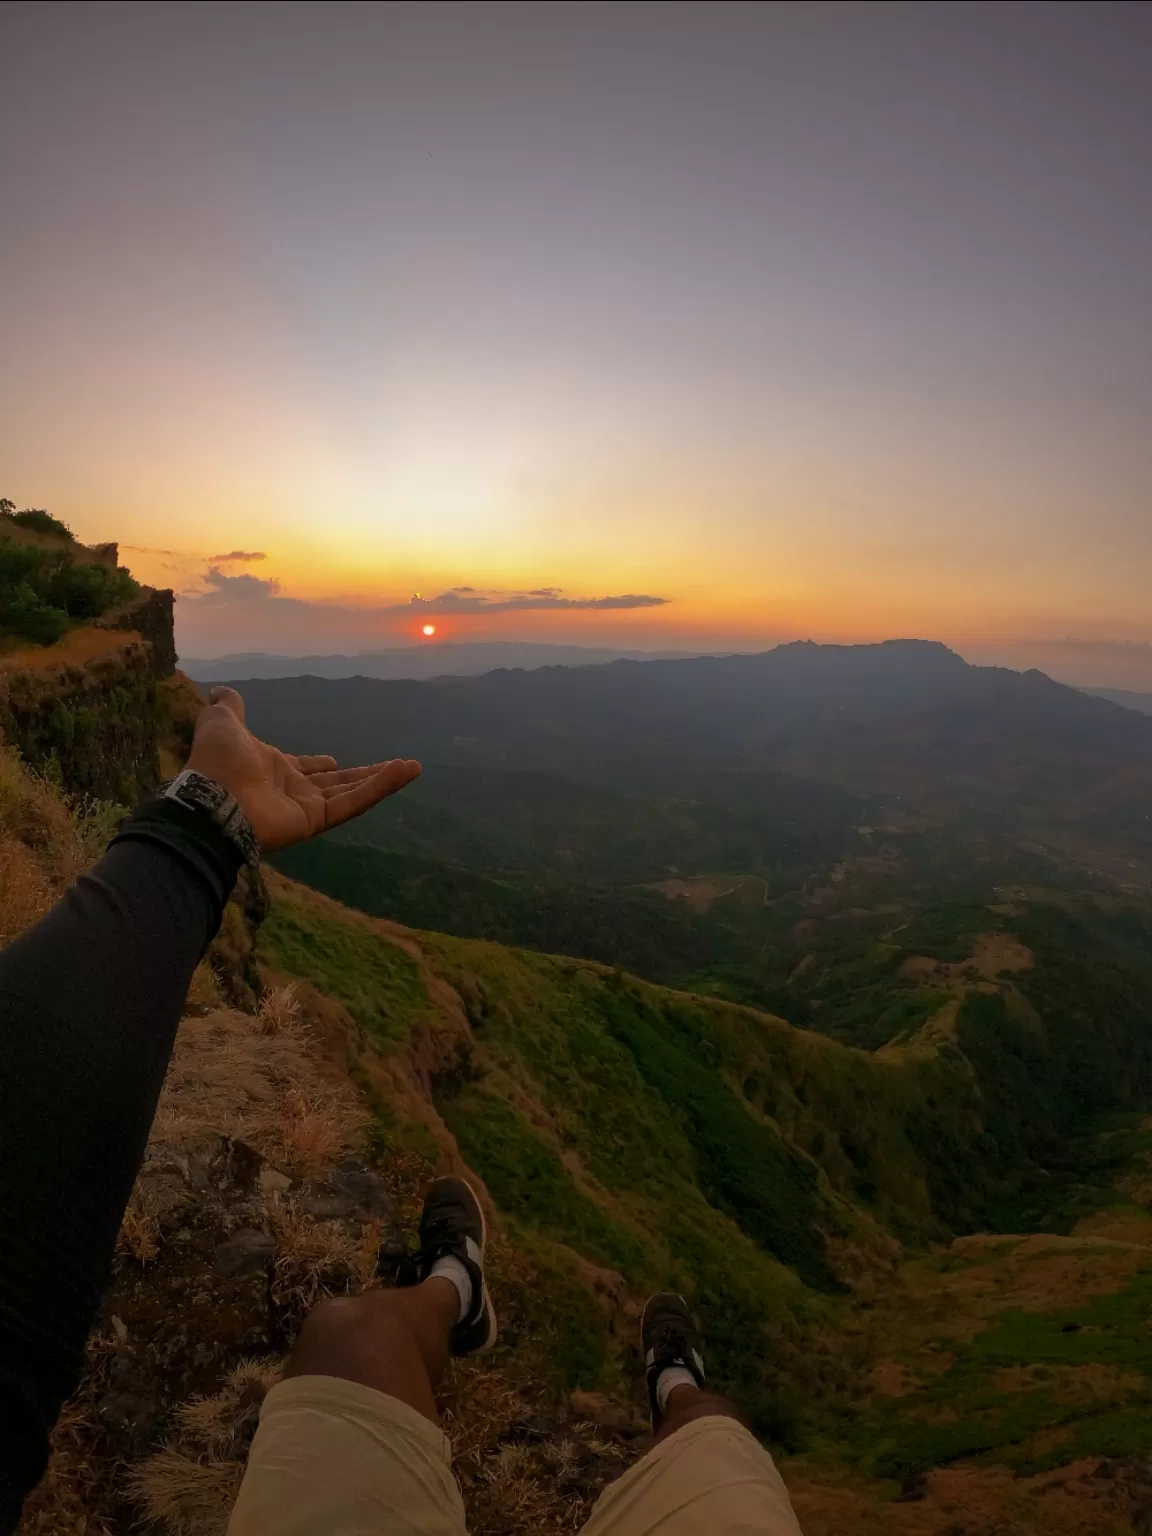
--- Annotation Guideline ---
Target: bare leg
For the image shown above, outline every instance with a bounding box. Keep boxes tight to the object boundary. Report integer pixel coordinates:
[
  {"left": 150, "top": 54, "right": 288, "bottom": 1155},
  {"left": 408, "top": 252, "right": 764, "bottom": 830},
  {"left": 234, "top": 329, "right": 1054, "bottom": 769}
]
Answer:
[
  {"left": 283, "top": 1276, "right": 458, "bottom": 1425},
  {"left": 653, "top": 1381, "right": 747, "bottom": 1446}
]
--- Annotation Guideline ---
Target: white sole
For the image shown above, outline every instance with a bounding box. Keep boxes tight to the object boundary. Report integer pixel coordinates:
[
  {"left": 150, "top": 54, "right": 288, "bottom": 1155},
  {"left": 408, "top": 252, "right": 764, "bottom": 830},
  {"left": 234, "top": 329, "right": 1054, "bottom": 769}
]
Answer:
[{"left": 463, "top": 1178, "right": 498, "bottom": 1355}]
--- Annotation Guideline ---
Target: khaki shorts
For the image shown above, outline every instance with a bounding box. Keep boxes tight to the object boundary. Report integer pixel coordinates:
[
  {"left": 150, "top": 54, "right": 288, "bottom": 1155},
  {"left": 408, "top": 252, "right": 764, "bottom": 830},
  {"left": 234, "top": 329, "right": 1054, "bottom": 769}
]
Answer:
[{"left": 227, "top": 1375, "right": 803, "bottom": 1536}]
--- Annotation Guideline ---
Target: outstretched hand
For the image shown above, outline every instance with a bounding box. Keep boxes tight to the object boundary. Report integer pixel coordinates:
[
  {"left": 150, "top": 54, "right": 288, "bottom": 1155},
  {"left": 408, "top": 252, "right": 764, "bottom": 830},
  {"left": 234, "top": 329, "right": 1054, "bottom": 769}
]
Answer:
[{"left": 186, "top": 686, "right": 421, "bottom": 853}]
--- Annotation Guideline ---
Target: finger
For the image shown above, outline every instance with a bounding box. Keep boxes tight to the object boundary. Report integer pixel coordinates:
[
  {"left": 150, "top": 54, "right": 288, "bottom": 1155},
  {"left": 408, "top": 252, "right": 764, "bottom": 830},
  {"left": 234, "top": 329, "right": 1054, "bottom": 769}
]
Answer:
[
  {"left": 323, "top": 759, "right": 422, "bottom": 829},
  {"left": 207, "top": 686, "right": 246, "bottom": 723},
  {"left": 291, "top": 753, "right": 339, "bottom": 774},
  {"left": 307, "top": 763, "right": 389, "bottom": 789}
]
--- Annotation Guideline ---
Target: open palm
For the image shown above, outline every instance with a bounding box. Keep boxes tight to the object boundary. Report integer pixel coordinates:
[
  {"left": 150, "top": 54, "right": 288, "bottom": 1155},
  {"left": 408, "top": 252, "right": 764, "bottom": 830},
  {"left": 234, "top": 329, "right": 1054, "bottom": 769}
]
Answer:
[{"left": 186, "top": 686, "right": 421, "bottom": 853}]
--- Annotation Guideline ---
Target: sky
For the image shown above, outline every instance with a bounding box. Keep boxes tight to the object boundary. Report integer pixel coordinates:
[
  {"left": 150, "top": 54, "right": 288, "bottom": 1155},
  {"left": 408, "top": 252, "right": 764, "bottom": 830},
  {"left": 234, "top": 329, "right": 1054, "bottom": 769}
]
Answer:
[{"left": 2, "top": 2, "right": 1151, "bottom": 681}]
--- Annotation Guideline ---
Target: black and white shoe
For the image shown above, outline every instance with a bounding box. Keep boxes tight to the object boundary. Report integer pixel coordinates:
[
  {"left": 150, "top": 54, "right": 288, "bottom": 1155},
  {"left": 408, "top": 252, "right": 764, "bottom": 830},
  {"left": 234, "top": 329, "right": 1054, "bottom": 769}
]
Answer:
[
  {"left": 396, "top": 1176, "right": 498, "bottom": 1356},
  {"left": 642, "top": 1291, "right": 706, "bottom": 1431}
]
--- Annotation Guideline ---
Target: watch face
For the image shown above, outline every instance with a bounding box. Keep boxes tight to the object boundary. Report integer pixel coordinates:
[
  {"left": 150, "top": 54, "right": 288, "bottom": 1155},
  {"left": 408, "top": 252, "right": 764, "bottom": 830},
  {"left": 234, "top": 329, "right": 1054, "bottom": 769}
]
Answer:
[{"left": 162, "top": 773, "right": 260, "bottom": 866}]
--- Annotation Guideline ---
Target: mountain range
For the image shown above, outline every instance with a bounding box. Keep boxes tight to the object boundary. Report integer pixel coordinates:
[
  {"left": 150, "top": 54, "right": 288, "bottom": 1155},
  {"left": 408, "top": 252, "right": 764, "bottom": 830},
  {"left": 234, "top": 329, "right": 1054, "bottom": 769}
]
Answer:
[
  {"left": 224, "top": 640, "right": 1152, "bottom": 883},
  {"left": 1088, "top": 686, "right": 1152, "bottom": 716},
  {"left": 181, "top": 639, "right": 706, "bottom": 681}
]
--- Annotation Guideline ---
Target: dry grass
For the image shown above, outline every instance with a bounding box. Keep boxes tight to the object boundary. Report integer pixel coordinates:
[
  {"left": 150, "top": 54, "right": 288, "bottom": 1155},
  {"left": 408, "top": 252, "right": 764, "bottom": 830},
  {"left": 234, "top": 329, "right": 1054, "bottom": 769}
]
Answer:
[
  {"left": 0, "top": 747, "right": 96, "bottom": 941},
  {"left": 276, "top": 1085, "right": 350, "bottom": 1172},
  {"left": 173, "top": 1358, "right": 282, "bottom": 1458},
  {"left": 255, "top": 981, "right": 300, "bottom": 1034},
  {"left": 117, "top": 985, "right": 374, "bottom": 1303},
  {"left": 16, "top": 1395, "right": 115, "bottom": 1536},
  {"left": 125, "top": 1452, "right": 243, "bottom": 1536},
  {"left": 16, "top": 1325, "right": 124, "bottom": 1536},
  {"left": 0, "top": 833, "right": 57, "bottom": 943},
  {"left": 125, "top": 1360, "right": 281, "bottom": 1536},
  {"left": 0, "top": 742, "right": 132, "bottom": 947},
  {"left": 270, "top": 1212, "right": 382, "bottom": 1312},
  {"left": 0, "top": 624, "right": 144, "bottom": 675},
  {"left": 146, "top": 989, "right": 366, "bottom": 1180},
  {"left": 441, "top": 1358, "right": 633, "bottom": 1536},
  {"left": 459, "top": 1417, "right": 633, "bottom": 1536},
  {"left": 0, "top": 747, "right": 78, "bottom": 854},
  {"left": 104, "top": 985, "right": 390, "bottom": 1527},
  {"left": 117, "top": 1187, "right": 161, "bottom": 1262}
]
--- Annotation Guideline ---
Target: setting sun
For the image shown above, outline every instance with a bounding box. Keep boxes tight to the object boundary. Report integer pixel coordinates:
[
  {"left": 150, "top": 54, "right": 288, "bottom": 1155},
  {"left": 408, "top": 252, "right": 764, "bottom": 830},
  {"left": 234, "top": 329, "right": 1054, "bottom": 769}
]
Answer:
[{"left": 422, "top": 624, "right": 436, "bottom": 637}]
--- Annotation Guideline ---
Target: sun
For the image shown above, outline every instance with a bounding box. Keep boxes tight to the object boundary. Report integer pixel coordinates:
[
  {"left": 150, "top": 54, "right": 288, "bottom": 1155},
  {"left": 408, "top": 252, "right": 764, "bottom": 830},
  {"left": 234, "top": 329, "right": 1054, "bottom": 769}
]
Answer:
[{"left": 421, "top": 623, "right": 436, "bottom": 637}]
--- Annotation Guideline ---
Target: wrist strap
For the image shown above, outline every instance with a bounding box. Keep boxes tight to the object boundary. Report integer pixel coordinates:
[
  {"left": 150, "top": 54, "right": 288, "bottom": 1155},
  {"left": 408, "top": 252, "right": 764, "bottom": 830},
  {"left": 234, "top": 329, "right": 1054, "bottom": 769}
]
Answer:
[{"left": 159, "top": 769, "right": 261, "bottom": 869}]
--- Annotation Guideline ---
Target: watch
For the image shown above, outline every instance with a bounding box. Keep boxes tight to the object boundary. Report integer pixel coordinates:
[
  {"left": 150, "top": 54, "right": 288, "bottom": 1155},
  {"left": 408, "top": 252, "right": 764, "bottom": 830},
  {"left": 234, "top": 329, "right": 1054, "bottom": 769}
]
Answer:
[{"left": 159, "top": 768, "right": 261, "bottom": 869}]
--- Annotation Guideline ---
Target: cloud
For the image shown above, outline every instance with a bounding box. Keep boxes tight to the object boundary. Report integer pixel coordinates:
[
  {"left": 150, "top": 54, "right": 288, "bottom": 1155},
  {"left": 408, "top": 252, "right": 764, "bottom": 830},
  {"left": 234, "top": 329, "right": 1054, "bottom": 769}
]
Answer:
[
  {"left": 176, "top": 576, "right": 671, "bottom": 656},
  {"left": 403, "top": 588, "right": 668, "bottom": 616},
  {"left": 210, "top": 550, "right": 267, "bottom": 563},
  {"left": 198, "top": 565, "right": 282, "bottom": 602},
  {"left": 182, "top": 578, "right": 668, "bottom": 617}
]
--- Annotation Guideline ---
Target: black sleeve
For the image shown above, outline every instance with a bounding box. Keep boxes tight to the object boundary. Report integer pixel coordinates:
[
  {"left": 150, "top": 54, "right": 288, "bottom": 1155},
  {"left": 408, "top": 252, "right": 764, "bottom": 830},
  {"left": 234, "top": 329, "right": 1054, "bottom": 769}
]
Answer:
[{"left": 0, "top": 798, "right": 243, "bottom": 1532}]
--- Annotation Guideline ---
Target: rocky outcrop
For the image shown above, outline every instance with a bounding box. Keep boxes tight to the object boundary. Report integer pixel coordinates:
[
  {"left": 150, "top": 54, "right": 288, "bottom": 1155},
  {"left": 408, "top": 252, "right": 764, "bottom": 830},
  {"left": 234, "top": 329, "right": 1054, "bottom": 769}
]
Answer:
[{"left": 96, "top": 586, "right": 177, "bottom": 678}]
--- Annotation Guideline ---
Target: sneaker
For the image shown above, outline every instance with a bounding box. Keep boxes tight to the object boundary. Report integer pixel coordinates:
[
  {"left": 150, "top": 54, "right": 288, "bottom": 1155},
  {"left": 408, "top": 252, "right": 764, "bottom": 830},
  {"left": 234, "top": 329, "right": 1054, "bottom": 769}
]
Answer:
[
  {"left": 396, "top": 1176, "right": 498, "bottom": 1356},
  {"left": 642, "top": 1291, "right": 706, "bottom": 1430}
]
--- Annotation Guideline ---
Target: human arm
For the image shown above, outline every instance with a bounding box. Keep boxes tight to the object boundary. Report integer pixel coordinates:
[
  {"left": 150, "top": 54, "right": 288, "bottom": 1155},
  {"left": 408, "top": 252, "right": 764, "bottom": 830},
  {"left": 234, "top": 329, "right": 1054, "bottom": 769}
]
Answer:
[{"left": 0, "top": 687, "right": 419, "bottom": 1528}]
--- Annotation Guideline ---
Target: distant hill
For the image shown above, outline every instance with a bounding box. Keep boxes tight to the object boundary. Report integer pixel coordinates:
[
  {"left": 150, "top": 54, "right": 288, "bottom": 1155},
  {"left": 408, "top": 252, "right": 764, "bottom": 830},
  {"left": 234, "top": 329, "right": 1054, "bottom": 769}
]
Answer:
[
  {"left": 1087, "top": 685, "right": 1152, "bottom": 716},
  {"left": 234, "top": 638, "right": 1152, "bottom": 1028},
  {"left": 225, "top": 640, "right": 1152, "bottom": 846},
  {"left": 181, "top": 639, "right": 708, "bottom": 681}
]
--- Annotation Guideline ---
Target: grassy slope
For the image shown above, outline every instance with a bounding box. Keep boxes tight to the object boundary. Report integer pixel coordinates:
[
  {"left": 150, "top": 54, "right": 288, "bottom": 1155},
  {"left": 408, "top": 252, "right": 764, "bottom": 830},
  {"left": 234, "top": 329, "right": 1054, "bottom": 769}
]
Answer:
[
  {"left": 270, "top": 838, "right": 721, "bottom": 981},
  {"left": 256, "top": 876, "right": 988, "bottom": 1431},
  {"left": 257, "top": 873, "right": 1152, "bottom": 1519}
]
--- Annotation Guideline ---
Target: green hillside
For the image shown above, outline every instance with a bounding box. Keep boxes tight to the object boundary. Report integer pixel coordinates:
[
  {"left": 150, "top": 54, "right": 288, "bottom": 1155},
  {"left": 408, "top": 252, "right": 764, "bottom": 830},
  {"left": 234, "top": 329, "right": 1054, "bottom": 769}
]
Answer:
[
  {"left": 271, "top": 839, "right": 722, "bottom": 982},
  {"left": 256, "top": 876, "right": 950, "bottom": 1432},
  {"left": 254, "top": 868, "right": 1152, "bottom": 1476}
]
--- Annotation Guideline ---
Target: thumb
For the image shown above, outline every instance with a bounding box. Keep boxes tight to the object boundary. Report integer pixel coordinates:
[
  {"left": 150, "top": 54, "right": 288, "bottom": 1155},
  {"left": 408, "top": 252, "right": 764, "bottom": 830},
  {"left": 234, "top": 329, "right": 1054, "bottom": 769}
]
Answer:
[{"left": 207, "top": 685, "right": 246, "bottom": 723}]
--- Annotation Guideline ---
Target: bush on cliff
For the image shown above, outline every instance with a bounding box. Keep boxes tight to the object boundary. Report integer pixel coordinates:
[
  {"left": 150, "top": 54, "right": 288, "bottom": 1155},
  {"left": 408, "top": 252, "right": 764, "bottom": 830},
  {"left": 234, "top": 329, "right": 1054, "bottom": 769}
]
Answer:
[
  {"left": 0, "top": 504, "right": 74, "bottom": 538},
  {"left": 0, "top": 500, "right": 138, "bottom": 646}
]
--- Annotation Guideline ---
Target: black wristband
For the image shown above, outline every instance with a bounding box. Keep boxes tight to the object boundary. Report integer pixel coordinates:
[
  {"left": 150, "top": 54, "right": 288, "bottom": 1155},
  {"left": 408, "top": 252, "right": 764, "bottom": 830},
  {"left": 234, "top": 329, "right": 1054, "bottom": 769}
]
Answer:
[
  {"left": 110, "top": 797, "right": 245, "bottom": 934},
  {"left": 157, "top": 769, "right": 261, "bottom": 870}
]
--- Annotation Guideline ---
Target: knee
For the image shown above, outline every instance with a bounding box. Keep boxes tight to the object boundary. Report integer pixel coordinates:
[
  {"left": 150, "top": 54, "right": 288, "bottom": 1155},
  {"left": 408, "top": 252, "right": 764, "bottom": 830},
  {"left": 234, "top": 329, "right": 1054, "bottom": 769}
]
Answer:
[
  {"left": 287, "top": 1292, "right": 397, "bottom": 1375},
  {"left": 299, "top": 1293, "right": 375, "bottom": 1343}
]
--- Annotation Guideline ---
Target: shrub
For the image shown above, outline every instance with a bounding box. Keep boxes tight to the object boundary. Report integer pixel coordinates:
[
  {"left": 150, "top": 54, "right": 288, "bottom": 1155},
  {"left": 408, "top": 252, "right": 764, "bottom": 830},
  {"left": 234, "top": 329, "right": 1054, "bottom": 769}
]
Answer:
[
  {"left": 442, "top": 1089, "right": 649, "bottom": 1280},
  {"left": 0, "top": 506, "right": 138, "bottom": 645},
  {"left": 53, "top": 559, "right": 138, "bottom": 619},
  {"left": 0, "top": 582, "right": 69, "bottom": 645},
  {"left": 6, "top": 507, "right": 74, "bottom": 538}
]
